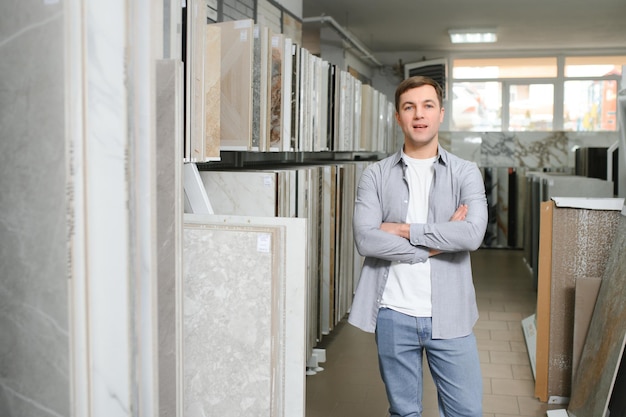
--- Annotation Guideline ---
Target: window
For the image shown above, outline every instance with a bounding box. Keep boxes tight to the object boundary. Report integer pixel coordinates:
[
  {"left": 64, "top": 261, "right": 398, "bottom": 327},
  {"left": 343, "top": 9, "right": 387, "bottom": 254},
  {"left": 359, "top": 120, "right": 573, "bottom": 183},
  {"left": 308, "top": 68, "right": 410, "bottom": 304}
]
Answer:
[
  {"left": 448, "top": 56, "right": 626, "bottom": 132},
  {"left": 508, "top": 84, "right": 554, "bottom": 131}
]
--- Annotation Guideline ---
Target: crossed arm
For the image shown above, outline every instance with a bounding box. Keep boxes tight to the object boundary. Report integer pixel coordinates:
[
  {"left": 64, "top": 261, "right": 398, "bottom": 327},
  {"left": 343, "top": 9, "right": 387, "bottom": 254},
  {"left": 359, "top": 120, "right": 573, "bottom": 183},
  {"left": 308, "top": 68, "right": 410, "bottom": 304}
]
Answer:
[{"left": 379, "top": 204, "right": 468, "bottom": 257}]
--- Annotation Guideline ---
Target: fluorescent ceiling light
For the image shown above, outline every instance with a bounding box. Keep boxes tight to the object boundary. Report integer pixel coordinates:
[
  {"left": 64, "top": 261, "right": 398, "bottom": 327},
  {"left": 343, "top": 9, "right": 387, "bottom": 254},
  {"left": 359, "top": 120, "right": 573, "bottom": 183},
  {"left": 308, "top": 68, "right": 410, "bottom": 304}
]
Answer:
[{"left": 449, "top": 29, "right": 497, "bottom": 44}]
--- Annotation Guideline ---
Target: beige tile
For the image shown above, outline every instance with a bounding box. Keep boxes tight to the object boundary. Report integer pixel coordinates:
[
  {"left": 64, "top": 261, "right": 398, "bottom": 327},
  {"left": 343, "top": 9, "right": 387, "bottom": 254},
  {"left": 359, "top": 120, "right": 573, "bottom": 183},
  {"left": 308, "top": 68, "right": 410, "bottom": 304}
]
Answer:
[
  {"left": 483, "top": 394, "right": 520, "bottom": 415},
  {"left": 483, "top": 377, "right": 493, "bottom": 394},
  {"left": 511, "top": 364, "right": 534, "bottom": 380},
  {"left": 478, "top": 339, "right": 512, "bottom": 352},
  {"left": 489, "top": 311, "right": 524, "bottom": 321},
  {"left": 475, "top": 328, "right": 492, "bottom": 340},
  {"left": 481, "top": 363, "right": 514, "bottom": 379},
  {"left": 490, "top": 328, "right": 525, "bottom": 342},
  {"left": 517, "top": 395, "right": 563, "bottom": 416},
  {"left": 490, "top": 378, "right": 535, "bottom": 396},
  {"left": 490, "top": 351, "right": 532, "bottom": 366},
  {"left": 476, "top": 319, "right": 510, "bottom": 331},
  {"left": 509, "top": 341, "right": 528, "bottom": 353}
]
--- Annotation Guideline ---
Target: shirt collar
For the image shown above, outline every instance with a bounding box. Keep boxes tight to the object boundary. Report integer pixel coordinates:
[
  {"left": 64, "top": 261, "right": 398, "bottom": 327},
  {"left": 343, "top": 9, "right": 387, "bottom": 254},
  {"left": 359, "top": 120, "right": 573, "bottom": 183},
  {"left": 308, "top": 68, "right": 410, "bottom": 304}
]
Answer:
[{"left": 393, "top": 144, "right": 449, "bottom": 166}]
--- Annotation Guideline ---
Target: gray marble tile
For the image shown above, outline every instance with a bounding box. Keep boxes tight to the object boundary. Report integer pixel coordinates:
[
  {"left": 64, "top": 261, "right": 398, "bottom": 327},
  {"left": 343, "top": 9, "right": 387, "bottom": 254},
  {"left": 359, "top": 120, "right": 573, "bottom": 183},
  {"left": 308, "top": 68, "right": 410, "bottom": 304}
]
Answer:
[
  {"left": 0, "top": 2, "right": 68, "bottom": 416},
  {"left": 156, "top": 59, "right": 183, "bottom": 417}
]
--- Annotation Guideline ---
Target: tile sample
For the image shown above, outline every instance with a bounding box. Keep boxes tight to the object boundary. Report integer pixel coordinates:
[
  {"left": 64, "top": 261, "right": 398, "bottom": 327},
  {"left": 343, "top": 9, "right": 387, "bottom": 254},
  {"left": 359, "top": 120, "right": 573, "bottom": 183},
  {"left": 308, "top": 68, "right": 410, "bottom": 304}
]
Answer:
[
  {"left": 571, "top": 276, "right": 602, "bottom": 380},
  {"left": 217, "top": 19, "right": 254, "bottom": 151},
  {"left": 198, "top": 170, "right": 278, "bottom": 216},
  {"left": 281, "top": 37, "right": 294, "bottom": 152},
  {"left": 252, "top": 24, "right": 271, "bottom": 151},
  {"left": 184, "top": 223, "right": 279, "bottom": 416},
  {"left": 1, "top": 1, "right": 69, "bottom": 415},
  {"left": 536, "top": 201, "right": 621, "bottom": 399},
  {"left": 156, "top": 58, "right": 184, "bottom": 417},
  {"left": 183, "top": 214, "right": 307, "bottom": 417},
  {"left": 269, "top": 32, "right": 284, "bottom": 151},
  {"left": 569, "top": 212, "right": 626, "bottom": 417},
  {"left": 204, "top": 24, "right": 221, "bottom": 160},
  {"left": 189, "top": 0, "right": 206, "bottom": 161}
]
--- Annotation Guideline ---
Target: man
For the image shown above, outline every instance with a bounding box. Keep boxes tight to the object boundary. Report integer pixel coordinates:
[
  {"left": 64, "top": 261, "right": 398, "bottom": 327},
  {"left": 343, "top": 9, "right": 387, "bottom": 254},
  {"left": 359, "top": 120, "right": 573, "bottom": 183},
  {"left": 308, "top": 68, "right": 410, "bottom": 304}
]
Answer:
[{"left": 349, "top": 76, "right": 488, "bottom": 417}]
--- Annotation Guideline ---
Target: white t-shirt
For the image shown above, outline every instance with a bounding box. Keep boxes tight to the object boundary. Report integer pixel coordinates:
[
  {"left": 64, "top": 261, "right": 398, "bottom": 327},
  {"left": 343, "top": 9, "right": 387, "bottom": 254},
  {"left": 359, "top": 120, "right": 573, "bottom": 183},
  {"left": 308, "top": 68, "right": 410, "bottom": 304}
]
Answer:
[{"left": 380, "top": 153, "right": 436, "bottom": 317}]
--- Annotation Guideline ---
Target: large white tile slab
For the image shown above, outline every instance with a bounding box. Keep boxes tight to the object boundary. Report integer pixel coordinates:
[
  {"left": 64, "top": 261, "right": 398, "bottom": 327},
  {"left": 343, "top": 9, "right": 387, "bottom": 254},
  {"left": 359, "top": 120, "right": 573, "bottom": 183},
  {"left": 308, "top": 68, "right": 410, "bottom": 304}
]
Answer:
[{"left": 183, "top": 214, "right": 307, "bottom": 417}]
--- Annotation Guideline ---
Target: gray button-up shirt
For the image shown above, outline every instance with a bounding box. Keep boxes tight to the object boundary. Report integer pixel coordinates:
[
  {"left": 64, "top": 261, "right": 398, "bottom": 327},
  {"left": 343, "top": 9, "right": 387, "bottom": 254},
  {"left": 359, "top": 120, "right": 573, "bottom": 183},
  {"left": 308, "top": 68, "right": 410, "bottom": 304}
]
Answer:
[{"left": 348, "top": 145, "right": 488, "bottom": 339}]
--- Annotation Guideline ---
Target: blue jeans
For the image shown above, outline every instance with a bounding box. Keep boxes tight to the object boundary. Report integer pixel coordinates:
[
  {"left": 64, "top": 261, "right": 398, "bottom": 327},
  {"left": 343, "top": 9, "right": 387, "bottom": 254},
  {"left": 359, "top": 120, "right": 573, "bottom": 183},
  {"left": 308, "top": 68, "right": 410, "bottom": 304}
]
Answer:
[{"left": 375, "top": 308, "right": 482, "bottom": 417}]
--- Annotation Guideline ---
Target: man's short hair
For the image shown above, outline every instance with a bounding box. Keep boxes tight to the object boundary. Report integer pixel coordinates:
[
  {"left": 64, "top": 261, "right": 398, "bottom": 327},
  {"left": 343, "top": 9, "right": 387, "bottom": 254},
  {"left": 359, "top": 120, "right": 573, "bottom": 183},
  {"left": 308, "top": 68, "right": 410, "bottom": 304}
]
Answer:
[{"left": 395, "top": 76, "right": 444, "bottom": 112}]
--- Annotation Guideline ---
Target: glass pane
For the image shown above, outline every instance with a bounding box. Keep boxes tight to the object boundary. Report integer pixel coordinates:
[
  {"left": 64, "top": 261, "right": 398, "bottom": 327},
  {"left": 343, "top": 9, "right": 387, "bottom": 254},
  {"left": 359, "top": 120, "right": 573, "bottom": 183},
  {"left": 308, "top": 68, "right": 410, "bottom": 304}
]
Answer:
[
  {"left": 564, "top": 80, "right": 618, "bottom": 131},
  {"left": 508, "top": 84, "right": 554, "bottom": 131},
  {"left": 565, "top": 56, "right": 626, "bottom": 77},
  {"left": 453, "top": 57, "right": 557, "bottom": 79},
  {"left": 450, "top": 82, "right": 501, "bottom": 131}
]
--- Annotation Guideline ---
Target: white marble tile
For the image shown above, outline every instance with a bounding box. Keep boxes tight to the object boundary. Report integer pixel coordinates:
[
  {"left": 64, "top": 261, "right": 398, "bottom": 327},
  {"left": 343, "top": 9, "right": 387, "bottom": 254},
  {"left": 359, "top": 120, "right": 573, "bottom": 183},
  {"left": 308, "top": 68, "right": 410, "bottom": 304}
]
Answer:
[
  {"left": 184, "top": 223, "right": 278, "bottom": 416},
  {"left": 199, "top": 170, "right": 278, "bottom": 216},
  {"left": 183, "top": 214, "right": 307, "bottom": 417}
]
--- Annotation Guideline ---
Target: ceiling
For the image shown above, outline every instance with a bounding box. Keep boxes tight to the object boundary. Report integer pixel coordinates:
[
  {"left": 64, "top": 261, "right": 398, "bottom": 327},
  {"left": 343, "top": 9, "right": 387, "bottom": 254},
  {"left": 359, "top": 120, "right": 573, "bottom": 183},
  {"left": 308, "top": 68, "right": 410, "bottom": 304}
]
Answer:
[{"left": 302, "top": 0, "right": 626, "bottom": 67}]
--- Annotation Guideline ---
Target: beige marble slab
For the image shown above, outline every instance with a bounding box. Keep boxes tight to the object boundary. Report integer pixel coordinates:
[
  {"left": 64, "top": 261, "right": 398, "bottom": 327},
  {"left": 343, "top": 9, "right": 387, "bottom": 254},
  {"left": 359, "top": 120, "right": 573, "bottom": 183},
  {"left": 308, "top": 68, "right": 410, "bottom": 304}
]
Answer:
[
  {"left": 204, "top": 24, "right": 221, "bottom": 160},
  {"left": 281, "top": 37, "right": 293, "bottom": 152},
  {"left": 189, "top": 0, "right": 206, "bottom": 161},
  {"left": 282, "top": 12, "right": 302, "bottom": 46},
  {"left": 217, "top": 19, "right": 254, "bottom": 151}
]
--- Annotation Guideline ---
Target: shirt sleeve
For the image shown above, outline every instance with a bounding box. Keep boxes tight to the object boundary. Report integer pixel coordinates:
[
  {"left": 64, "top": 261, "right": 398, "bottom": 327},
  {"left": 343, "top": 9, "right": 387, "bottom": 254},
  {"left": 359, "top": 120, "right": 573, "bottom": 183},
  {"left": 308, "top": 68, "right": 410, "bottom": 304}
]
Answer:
[{"left": 353, "top": 165, "right": 430, "bottom": 264}]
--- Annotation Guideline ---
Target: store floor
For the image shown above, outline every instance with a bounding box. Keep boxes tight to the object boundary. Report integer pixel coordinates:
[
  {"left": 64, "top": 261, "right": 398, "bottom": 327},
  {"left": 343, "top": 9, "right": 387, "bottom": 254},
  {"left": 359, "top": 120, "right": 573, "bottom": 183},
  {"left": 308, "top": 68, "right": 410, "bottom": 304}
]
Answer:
[{"left": 305, "top": 248, "right": 563, "bottom": 417}]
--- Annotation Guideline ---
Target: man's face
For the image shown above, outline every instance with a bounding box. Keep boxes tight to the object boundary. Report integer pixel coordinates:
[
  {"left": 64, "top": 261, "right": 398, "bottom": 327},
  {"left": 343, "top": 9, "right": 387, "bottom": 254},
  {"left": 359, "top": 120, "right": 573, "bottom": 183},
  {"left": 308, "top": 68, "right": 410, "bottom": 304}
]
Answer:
[{"left": 395, "top": 84, "right": 445, "bottom": 149}]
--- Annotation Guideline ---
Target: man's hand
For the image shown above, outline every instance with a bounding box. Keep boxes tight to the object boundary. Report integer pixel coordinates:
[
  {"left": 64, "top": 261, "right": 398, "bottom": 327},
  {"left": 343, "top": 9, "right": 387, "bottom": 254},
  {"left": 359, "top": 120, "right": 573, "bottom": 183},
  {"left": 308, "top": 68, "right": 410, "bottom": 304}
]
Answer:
[{"left": 450, "top": 204, "right": 468, "bottom": 222}]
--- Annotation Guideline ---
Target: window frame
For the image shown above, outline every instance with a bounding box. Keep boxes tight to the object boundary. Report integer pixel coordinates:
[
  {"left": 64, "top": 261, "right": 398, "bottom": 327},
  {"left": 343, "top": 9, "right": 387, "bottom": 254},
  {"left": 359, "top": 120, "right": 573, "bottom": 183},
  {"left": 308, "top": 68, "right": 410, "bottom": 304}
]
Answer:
[{"left": 448, "top": 55, "right": 625, "bottom": 132}]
